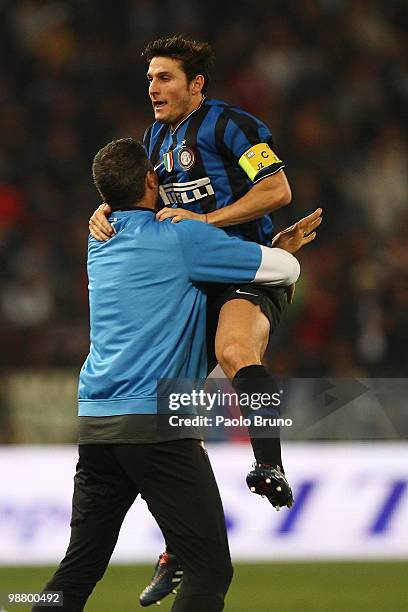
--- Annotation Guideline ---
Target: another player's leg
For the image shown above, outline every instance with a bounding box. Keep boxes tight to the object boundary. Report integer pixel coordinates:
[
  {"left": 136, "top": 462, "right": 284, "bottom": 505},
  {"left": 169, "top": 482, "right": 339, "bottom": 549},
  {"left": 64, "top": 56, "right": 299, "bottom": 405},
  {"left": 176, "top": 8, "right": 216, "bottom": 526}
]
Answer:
[
  {"left": 135, "top": 439, "right": 233, "bottom": 612},
  {"left": 215, "top": 295, "right": 293, "bottom": 509},
  {"left": 139, "top": 283, "right": 221, "bottom": 606},
  {"left": 31, "top": 445, "right": 137, "bottom": 612}
]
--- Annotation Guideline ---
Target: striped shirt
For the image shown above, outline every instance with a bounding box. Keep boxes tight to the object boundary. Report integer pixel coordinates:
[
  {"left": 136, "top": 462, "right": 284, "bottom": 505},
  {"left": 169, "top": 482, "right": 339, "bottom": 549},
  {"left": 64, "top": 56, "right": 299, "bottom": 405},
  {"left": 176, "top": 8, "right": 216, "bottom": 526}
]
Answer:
[{"left": 144, "top": 98, "right": 285, "bottom": 246}]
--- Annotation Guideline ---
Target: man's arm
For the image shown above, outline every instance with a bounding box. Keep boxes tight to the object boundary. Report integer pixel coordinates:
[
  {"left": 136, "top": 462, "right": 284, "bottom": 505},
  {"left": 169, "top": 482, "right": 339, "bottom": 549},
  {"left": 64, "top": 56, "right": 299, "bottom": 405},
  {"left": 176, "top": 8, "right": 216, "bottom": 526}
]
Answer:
[
  {"left": 176, "top": 208, "right": 321, "bottom": 303},
  {"left": 209, "top": 170, "right": 291, "bottom": 227},
  {"left": 156, "top": 170, "right": 291, "bottom": 227},
  {"left": 175, "top": 220, "right": 300, "bottom": 288},
  {"left": 88, "top": 171, "right": 289, "bottom": 238}
]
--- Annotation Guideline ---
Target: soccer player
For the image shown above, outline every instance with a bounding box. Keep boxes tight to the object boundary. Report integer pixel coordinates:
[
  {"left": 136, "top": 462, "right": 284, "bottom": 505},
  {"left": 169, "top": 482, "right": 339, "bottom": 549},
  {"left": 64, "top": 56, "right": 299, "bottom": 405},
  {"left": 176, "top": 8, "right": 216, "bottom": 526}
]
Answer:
[
  {"left": 88, "top": 35, "right": 321, "bottom": 605},
  {"left": 31, "top": 138, "right": 311, "bottom": 612}
]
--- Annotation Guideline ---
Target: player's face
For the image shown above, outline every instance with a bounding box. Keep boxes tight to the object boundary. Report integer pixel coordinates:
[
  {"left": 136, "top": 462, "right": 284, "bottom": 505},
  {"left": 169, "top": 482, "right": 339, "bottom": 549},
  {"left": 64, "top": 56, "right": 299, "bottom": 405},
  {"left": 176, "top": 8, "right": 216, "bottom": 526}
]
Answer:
[{"left": 147, "top": 57, "right": 199, "bottom": 127}]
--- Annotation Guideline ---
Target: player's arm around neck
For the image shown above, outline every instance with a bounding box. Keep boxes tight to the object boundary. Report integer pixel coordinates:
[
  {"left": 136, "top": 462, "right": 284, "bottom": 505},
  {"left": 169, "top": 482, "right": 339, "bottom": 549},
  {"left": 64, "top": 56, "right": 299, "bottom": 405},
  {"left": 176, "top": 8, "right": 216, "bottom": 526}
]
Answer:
[{"left": 206, "top": 170, "right": 291, "bottom": 228}]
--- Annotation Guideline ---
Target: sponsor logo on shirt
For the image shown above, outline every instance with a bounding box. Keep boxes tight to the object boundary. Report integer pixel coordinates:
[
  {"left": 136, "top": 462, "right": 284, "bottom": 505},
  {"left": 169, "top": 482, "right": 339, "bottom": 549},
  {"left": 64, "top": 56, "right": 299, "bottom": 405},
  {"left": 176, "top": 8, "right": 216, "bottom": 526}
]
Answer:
[{"left": 159, "top": 177, "right": 215, "bottom": 206}]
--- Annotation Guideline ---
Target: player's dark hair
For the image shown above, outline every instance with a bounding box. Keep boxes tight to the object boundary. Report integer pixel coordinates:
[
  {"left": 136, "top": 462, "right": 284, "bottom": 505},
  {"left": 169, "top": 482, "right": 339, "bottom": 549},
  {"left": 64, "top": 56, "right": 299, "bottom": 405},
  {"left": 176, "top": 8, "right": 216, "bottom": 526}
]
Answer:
[
  {"left": 92, "top": 138, "right": 152, "bottom": 211},
  {"left": 142, "top": 35, "right": 215, "bottom": 94}
]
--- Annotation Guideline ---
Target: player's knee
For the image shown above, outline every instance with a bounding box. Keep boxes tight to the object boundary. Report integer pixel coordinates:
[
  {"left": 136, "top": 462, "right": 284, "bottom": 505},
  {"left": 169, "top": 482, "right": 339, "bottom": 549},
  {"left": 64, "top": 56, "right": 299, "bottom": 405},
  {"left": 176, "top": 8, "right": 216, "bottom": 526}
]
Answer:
[{"left": 217, "top": 341, "right": 256, "bottom": 378}]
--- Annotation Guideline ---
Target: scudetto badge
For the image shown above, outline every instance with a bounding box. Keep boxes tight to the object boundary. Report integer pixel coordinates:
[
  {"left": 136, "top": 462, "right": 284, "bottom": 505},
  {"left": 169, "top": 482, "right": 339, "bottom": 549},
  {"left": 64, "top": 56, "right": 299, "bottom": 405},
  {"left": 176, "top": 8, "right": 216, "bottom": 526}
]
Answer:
[
  {"left": 178, "top": 146, "right": 195, "bottom": 170},
  {"left": 163, "top": 151, "right": 174, "bottom": 172}
]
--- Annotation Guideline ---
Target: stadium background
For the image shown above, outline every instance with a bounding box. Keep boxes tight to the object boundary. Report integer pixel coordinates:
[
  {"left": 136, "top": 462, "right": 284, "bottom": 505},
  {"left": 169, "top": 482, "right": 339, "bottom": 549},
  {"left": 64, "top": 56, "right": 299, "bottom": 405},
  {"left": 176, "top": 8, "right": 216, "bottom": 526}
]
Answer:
[{"left": 0, "top": 1, "right": 407, "bottom": 610}]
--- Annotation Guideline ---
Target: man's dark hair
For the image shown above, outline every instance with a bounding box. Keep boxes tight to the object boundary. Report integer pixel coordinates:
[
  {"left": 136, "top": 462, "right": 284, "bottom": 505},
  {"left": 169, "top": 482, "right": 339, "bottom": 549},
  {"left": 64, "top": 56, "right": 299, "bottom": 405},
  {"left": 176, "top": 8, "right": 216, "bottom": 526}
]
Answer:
[
  {"left": 92, "top": 138, "right": 152, "bottom": 211},
  {"left": 142, "top": 35, "right": 215, "bottom": 94}
]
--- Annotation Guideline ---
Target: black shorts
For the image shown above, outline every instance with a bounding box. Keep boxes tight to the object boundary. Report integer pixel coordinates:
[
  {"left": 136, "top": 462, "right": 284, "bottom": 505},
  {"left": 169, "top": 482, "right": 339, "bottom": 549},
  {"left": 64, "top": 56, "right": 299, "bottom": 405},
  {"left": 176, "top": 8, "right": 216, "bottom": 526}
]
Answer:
[{"left": 205, "top": 282, "right": 288, "bottom": 373}]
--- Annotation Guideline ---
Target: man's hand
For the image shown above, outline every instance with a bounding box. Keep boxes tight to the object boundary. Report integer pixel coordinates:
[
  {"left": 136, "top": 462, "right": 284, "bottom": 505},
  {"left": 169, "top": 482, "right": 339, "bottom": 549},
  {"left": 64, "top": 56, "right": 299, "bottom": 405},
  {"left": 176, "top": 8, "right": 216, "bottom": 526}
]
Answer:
[
  {"left": 156, "top": 207, "right": 206, "bottom": 224},
  {"left": 272, "top": 208, "right": 322, "bottom": 253},
  {"left": 89, "top": 203, "right": 114, "bottom": 241}
]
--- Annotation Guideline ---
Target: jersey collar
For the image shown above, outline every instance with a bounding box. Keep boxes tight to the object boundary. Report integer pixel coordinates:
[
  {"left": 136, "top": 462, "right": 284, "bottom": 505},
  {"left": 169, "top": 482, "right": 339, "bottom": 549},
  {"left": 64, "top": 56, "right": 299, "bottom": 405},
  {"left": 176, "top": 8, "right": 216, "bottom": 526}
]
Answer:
[
  {"left": 171, "top": 96, "right": 206, "bottom": 135},
  {"left": 112, "top": 206, "right": 156, "bottom": 213}
]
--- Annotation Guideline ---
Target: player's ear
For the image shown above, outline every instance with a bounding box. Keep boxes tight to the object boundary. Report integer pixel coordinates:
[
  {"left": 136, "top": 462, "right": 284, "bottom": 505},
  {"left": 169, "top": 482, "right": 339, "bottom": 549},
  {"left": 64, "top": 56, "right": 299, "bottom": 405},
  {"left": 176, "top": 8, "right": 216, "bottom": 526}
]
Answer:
[
  {"left": 145, "top": 169, "right": 158, "bottom": 191},
  {"left": 191, "top": 74, "right": 205, "bottom": 95}
]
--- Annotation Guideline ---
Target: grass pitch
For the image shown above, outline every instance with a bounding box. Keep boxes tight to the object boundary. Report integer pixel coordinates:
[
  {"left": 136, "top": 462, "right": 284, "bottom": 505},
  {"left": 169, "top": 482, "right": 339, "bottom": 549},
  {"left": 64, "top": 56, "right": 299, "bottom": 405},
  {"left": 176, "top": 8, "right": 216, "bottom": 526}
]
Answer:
[{"left": 0, "top": 562, "right": 407, "bottom": 611}]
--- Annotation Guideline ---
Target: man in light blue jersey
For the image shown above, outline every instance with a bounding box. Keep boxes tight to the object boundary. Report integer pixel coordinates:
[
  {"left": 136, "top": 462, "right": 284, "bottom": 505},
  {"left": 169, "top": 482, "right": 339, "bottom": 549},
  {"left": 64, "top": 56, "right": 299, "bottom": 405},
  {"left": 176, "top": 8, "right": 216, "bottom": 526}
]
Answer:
[{"left": 32, "top": 138, "right": 320, "bottom": 611}]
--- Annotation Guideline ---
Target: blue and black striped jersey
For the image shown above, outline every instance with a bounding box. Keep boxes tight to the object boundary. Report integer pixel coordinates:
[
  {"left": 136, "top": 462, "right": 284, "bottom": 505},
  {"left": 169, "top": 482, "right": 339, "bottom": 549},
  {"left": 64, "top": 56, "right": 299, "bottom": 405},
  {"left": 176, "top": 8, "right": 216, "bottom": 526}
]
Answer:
[{"left": 143, "top": 98, "right": 285, "bottom": 246}]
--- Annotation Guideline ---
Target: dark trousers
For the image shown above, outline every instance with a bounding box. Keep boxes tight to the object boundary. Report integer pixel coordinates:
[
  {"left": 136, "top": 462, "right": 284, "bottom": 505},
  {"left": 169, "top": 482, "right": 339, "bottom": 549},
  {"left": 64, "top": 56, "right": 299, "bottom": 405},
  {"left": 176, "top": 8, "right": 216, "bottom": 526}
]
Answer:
[{"left": 32, "top": 439, "right": 233, "bottom": 612}]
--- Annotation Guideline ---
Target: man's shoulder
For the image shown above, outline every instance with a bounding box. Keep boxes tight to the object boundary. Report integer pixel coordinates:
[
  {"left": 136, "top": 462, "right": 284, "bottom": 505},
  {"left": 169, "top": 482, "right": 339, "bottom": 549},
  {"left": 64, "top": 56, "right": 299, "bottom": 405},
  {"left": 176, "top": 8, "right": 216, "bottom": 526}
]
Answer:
[
  {"left": 144, "top": 121, "right": 169, "bottom": 144},
  {"left": 115, "top": 216, "right": 187, "bottom": 258},
  {"left": 205, "top": 98, "right": 264, "bottom": 125}
]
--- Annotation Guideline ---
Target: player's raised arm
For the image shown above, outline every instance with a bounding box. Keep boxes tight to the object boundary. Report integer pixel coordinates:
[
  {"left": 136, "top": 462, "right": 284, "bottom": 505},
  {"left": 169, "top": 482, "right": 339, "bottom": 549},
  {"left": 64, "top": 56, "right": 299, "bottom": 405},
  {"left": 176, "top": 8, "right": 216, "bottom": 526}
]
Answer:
[
  {"left": 206, "top": 170, "right": 291, "bottom": 228},
  {"left": 155, "top": 170, "right": 291, "bottom": 226},
  {"left": 206, "top": 115, "right": 291, "bottom": 228}
]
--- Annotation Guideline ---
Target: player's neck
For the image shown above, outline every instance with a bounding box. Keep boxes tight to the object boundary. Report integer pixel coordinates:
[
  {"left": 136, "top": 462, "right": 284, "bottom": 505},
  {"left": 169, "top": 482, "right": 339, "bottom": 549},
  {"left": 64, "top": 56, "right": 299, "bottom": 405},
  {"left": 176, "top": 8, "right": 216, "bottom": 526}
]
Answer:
[
  {"left": 170, "top": 95, "right": 204, "bottom": 131},
  {"left": 137, "top": 194, "right": 157, "bottom": 212}
]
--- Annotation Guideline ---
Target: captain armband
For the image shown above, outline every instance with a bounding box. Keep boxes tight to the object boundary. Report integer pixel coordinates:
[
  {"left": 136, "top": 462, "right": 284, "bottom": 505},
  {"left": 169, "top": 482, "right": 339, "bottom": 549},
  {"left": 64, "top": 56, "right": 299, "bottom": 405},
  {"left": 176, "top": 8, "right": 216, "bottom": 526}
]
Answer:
[{"left": 238, "top": 143, "right": 283, "bottom": 181}]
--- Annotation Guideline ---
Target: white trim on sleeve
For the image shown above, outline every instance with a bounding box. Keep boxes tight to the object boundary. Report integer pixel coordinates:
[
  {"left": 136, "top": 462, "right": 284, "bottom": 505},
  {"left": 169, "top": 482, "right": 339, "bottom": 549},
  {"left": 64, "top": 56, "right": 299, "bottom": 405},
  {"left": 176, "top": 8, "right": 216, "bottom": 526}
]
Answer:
[{"left": 252, "top": 246, "right": 300, "bottom": 286}]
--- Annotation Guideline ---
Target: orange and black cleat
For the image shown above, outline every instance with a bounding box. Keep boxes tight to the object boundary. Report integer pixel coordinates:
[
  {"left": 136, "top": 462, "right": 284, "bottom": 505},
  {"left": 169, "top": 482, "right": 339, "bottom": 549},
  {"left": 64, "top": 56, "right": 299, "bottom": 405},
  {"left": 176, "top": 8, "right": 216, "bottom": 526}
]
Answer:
[{"left": 139, "top": 551, "right": 183, "bottom": 607}]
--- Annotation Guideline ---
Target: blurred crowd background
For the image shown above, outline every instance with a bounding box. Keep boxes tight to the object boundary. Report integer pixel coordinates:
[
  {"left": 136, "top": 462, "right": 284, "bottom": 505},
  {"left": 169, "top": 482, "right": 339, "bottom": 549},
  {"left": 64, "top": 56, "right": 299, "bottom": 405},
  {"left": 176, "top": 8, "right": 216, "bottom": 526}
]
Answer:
[{"left": 0, "top": 0, "right": 407, "bottom": 441}]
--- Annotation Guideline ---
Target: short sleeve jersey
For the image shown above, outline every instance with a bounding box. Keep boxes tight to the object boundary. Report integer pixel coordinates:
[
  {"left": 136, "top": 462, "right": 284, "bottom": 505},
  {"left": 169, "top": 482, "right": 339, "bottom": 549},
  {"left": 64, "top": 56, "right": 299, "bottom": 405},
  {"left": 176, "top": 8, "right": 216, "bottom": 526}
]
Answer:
[{"left": 143, "top": 98, "right": 285, "bottom": 246}]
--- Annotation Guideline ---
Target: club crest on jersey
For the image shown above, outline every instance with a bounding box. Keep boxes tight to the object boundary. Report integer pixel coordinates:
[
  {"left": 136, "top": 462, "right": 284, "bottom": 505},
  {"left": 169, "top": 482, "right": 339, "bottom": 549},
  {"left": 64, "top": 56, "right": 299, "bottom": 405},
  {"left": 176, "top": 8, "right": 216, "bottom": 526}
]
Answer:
[
  {"left": 178, "top": 146, "right": 195, "bottom": 170},
  {"left": 163, "top": 151, "right": 174, "bottom": 172}
]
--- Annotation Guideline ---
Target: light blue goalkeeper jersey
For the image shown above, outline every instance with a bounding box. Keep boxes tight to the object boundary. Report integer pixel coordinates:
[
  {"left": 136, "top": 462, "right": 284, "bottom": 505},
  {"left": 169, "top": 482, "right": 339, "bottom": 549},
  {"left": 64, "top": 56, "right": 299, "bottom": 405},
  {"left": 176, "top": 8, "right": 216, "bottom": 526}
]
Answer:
[{"left": 78, "top": 207, "right": 299, "bottom": 420}]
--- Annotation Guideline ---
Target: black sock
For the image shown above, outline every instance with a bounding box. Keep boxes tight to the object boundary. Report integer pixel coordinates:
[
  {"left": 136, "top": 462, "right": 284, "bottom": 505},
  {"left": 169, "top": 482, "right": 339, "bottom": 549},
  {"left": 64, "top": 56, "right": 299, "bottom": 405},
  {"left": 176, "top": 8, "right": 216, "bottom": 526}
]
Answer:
[{"left": 232, "top": 365, "right": 283, "bottom": 470}]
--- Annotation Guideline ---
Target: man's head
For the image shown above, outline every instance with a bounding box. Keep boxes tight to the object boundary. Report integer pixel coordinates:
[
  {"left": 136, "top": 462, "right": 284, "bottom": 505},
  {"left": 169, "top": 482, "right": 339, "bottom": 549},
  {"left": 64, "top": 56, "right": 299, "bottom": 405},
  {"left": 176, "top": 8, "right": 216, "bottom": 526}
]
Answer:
[
  {"left": 92, "top": 138, "right": 158, "bottom": 211},
  {"left": 143, "top": 35, "right": 214, "bottom": 127}
]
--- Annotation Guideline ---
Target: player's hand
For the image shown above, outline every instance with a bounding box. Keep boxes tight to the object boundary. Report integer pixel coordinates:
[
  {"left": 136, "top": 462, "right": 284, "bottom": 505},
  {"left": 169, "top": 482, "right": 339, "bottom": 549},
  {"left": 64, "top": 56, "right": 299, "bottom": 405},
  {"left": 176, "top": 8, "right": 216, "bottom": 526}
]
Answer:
[
  {"left": 156, "top": 207, "right": 206, "bottom": 224},
  {"left": 272, "top": 207, "right": 322, "bottom": 253},
  {"left": 89, "top": 203, "right": 115, "bottom": 241}
]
